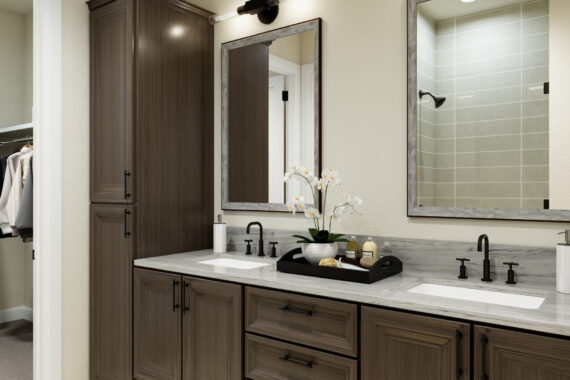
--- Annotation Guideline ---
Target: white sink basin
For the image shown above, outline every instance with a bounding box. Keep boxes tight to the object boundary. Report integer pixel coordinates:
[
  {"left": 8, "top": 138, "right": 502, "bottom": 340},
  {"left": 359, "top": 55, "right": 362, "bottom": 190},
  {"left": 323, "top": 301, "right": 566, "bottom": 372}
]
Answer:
[
  {"left": 197, "top": 258, "right": 271, "bottom": 270},
  {"left": 408, "top": 283, "right": 545, "bottom": 310}
]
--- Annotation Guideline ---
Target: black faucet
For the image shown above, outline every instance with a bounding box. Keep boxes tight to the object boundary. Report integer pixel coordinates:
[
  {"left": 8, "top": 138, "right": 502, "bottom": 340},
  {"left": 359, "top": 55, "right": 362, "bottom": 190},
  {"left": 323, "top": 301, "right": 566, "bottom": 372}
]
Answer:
[
  {"left": 246, "top": 222, "right": 264, "bottom": 257},
  {"left": 477, "top": 234, "right": 492, "bottom": 282}
]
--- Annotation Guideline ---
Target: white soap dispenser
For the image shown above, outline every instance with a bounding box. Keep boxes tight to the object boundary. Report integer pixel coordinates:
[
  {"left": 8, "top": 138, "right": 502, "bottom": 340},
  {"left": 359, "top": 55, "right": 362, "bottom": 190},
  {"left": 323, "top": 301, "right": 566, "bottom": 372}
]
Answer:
[
  {"left": 213, "top": 214, "right": 227, "bottom": 253},
  {"left": 557, "top": 230, "right": 570, "bottom": 294}
]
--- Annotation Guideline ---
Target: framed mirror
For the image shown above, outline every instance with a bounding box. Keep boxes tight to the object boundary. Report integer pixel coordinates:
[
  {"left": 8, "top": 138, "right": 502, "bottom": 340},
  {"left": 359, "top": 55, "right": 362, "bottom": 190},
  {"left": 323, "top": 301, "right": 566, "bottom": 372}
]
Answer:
[
  {"left": 222, "top": 19, "right": 321, "bottom": 212},
  {"left": 408, "top": 0, "right": 570, "bottom": 221}
]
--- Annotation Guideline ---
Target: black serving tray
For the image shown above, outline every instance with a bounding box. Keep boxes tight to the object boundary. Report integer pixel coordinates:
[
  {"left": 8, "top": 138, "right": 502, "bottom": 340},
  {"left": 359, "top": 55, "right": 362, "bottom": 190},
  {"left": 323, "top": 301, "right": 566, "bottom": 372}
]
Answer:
[{"left": 277, "top": 248, "right": 403, "bottom": 284}]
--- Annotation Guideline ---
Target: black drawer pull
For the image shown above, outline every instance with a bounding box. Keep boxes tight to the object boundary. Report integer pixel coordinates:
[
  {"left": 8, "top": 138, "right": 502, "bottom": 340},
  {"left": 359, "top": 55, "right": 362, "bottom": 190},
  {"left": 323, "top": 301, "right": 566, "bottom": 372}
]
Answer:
[
  {"left": 172, "top": 279, "right": 180, "bottom": 312},
  {"left": 123, "top": 209, "right": 131, "bottom": 238},
  {"left": 481, "top": 334, "right": 488, "bottom": 380},
  {"left": 124, "top": 170, "right": 131, "bottom": 199},
  {"left": 279, "top": 305, "right": 312, "bottom": 317},
  {"left": 182, "top": 281, "right": 189, "bottom": 313},
  {"left": 456, "top": 330, "right": 463, "bottom": 380},
  {"left": 279, "top": 355, "right": 312, "bottom": 368}
]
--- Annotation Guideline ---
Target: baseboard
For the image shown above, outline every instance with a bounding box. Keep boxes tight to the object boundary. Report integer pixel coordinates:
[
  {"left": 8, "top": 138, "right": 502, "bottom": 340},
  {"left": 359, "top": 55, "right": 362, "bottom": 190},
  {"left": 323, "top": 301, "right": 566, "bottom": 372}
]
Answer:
[{"left": 0, "top": 306, "right": 33, "bottom": 324}]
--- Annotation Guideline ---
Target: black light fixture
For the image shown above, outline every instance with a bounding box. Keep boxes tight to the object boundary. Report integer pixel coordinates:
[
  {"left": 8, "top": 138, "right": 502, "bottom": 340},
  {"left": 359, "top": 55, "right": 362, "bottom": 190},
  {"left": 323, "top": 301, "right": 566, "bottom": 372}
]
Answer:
[{"left": 210, "top": 0, "right": 280, "bottom": 25}]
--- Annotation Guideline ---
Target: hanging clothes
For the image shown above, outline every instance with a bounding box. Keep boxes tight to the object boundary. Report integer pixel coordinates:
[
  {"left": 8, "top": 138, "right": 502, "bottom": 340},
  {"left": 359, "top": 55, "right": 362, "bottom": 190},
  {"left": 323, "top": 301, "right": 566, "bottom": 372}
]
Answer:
[
  {"left": 7, "top": 150, "right": 33, "bottom": 227},
  {"left": 0, "top": 148, "right": 30, "bottom": 235},
  {"left": 15, "top": 157, "right": 33, "bottom": 240}
]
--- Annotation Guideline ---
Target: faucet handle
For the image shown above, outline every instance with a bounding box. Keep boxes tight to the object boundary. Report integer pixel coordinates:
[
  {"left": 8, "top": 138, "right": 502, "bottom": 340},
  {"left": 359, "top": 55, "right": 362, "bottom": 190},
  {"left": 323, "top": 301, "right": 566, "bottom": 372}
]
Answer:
[
  {"left": 269, "top": 242, "right": 278, "bottom": 258},
  {"left": 456, "top": 258, "right": 470, "bottom": 279},
  {"left": 503, "top": 262, "right": 519, "bottom": 285},
  {"left": 245, "top": 240, "right": 253, "bottom": 255}
]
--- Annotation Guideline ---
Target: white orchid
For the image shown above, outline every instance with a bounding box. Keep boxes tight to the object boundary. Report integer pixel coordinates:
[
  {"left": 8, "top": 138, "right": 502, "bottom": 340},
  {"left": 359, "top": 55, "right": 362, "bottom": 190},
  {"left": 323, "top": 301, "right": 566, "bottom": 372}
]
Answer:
[
  {"left": 284, "top": 166, "right": 362, "bottom": 239},
  {"left": 304, "top": 207, "right": 320, "bottom": 219}
]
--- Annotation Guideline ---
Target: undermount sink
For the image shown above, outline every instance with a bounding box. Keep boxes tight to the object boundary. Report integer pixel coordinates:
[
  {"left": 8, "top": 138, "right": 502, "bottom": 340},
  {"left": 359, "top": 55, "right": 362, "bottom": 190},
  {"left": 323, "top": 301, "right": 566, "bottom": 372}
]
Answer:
[
  {"left": 408, "top": 283, "right": 545, "bottom": 310},
  {"left": 197, "top": 258, "right": 271, "bottom": 270}
]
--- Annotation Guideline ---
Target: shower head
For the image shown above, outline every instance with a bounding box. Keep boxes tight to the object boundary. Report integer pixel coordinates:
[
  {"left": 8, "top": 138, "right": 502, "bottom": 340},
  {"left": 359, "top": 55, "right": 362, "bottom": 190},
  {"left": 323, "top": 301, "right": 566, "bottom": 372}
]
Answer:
[{"left": 419, "top": 90, "right": 446, "bottom": 109}]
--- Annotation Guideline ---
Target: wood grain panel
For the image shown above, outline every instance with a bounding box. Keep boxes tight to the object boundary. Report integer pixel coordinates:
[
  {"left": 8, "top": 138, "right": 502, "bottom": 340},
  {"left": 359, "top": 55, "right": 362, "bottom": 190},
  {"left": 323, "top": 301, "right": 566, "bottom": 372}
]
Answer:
[
  {"left": 474, "top": 325, "right": 570, "bottom": 380},
  {"left": 134, "top": 268, "right": 182, "bottom": 380},
  {"left": 245, "top": 287, "right": 358, "bottom": 357},
  {"left": 227, "top": 43, "right": 269, "bottom": 203},
  {"left": 90, "top": 205, "right": 134, "bottom": 380},
  {"left": 245, "top": 333, "right": 357, "bottom": 380},
  {"left": 361, "top": 307, "right": 470, "bottom": 380},
  {"left": 183, "top": 277, "right": 243, "bottom": 380},
  {"left": 135, "top": 0, "right": 214, "bottom": 259},
  {"left": 90, "top": 0, "right": 134, "bottom": 203}
]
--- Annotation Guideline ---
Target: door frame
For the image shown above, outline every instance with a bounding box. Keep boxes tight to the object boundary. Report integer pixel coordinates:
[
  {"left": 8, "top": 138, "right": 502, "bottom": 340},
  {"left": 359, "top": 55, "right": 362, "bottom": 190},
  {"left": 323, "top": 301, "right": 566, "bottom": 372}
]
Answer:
[{"left": 33, "top": 0, "right": 63, "bottom": 378}]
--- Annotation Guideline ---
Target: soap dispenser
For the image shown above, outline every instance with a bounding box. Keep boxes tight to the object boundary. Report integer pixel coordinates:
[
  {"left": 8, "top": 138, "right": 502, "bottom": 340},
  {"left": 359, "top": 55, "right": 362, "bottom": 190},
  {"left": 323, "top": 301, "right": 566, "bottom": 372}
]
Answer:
[{"left": 557, "top": 230, "right": 570, "bottom": 294}]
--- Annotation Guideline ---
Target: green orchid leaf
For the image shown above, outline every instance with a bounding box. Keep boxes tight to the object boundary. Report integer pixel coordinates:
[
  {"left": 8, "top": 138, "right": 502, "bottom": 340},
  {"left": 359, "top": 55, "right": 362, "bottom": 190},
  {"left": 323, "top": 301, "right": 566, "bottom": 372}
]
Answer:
[
  {"left": 315, "top": 230, "right": 330, "bottom": 243},
  {"left": 308, "top": 228, "right": 318, "bottom": 238},
  {"left": 292, "top": 234, "right": 314, "bottom": 243}
]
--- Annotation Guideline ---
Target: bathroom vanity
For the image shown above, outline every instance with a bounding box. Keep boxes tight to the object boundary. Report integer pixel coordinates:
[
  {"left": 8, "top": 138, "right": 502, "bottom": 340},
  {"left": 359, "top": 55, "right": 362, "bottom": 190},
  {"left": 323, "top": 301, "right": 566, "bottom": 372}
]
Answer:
[{"left": 134, "top": 250, "right": 570, "bottom": 380}]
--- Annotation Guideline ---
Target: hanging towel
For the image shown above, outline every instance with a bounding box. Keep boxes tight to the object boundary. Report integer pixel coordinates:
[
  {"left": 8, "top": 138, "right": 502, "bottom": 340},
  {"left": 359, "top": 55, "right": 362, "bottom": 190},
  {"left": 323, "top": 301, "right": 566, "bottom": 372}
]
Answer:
[
  {"left": 15, "top": 157, "right": 33, "bottom": 238},
  {"left": 7, "top": 151, "right": 33, "bottom": 228},
  {"left": 0, "top": 150, "right": 28, "bottom": 234}
]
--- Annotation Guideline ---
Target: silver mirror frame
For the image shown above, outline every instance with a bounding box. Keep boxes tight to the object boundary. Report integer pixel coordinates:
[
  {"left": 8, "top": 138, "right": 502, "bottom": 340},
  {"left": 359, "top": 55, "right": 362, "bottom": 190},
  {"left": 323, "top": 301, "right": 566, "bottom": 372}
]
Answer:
[
  {"left": 407, "top": 0, "right": 570, "bottom": 222},
  {"left": 221, "top": 18, "right": 322, "bottom": 212}
]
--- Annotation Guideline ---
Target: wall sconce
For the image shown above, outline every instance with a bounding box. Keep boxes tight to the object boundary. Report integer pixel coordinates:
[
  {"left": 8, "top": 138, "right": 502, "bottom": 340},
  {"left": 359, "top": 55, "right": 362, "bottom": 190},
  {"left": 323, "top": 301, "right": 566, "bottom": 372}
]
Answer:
[{"left": 210, "top": 0, "right": 280, "bottom": 25}]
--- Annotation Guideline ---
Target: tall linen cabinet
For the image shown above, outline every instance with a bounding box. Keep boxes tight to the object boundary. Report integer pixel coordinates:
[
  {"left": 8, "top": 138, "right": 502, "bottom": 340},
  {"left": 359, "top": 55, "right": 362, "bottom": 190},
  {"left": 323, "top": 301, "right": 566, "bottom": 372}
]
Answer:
[{"left": 87, "top": 0, "right": 214, "bottom": 378}]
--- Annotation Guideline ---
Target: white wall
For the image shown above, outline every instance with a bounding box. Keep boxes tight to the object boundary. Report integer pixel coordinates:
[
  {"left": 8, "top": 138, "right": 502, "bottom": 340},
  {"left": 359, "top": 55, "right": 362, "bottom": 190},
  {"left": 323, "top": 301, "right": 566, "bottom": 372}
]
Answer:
[
  {"left": 549, "top": 0, "right": 570, "bottom": 210},
  {"left": 61, "top": 0, "right": 89, "bottom": 378},
  {"left": 191, "top": 0, "right": 570, "bottom": 247},
  {"left": 0, "top": 8, "right": 27, "bottom": 128},
  {"left": 0, "top": 8, "right": 34, "bottom": 316}
]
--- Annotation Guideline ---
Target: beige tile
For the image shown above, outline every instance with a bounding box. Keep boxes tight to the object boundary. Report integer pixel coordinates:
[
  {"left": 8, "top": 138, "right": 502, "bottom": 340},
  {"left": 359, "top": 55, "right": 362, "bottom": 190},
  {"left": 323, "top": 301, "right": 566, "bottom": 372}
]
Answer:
[
  {"left": 435, "top": 35, "right": 454, "bottom": 51},
  {"left": 522, "top": 116, "right": 548, "bottom": 133},
  {"left": 522, "top": 16, "right": 549, "bottom": 36},
  {"left": 435, "top": 109, "right": 454, "bottom": 124},
  {"left": 523, "top": 99, "right": 548, "bottom": 117},
  {"left": 456, "top": 38, "right": 521, "bottom": 64},
  {"left": 418, "top": 182, "right": 454, "bottom": 198},
  {"left": 523, "top": 165, "right": 549, "bottom": 182},
  {"left": 523, "top": 33, "right": 549, "bottom": 53},
  {"left": 522, "top": 132, "right": 548, "bottom": 149},
  {"left": 456, "top": 150, "right": 520, "bottom": 167},
  {"left": 523, "top": 0, "right": 549, "bottom": 19},
  {"left": 456, "top": 183, "right": 520, "bottom": 198},
  {"left": 456, "top": 198, "right": 521, "bottom": 209},
  {"left": 522, "top": 49, "right": 549, "bottom": 68},
  {"left": 456, "top": 134, "right": 521, "bottom": 153},
  {"left": 418, "top": 167, "right": 454, "bottom": 182},
  {"left": 456, "top": 166, "right": 520, "bottom": 183},
  {"left": 523, "top": 149, "right": 549, "bottom": 165},
  {"left": 456, "top": 86, "right": 521, "bottom": 108},
  {"left": 523, "top": 66, "right": 549, "bottom": 84},
  {"left": 522, "top": 198, "right": 546, "bottom": 209},
  {"left": 436, "top": 79, "right": 455, "bottom": 95},
  {"left": 523, "top": 182, "right": 549, "bottom": 198},
  {"left": 456, "top": 119, "right": 521, "bottom": 138},
  {"left": 457, "top": 103, "right": 520, "bottom": 123}
]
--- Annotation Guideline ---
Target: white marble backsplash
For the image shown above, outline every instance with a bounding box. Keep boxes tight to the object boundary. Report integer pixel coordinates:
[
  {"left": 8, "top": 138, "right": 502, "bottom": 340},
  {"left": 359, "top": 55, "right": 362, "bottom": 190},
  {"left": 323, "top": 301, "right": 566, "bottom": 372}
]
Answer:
[{"left": 227, "top": 226, "right": 556, "bottom": 286}]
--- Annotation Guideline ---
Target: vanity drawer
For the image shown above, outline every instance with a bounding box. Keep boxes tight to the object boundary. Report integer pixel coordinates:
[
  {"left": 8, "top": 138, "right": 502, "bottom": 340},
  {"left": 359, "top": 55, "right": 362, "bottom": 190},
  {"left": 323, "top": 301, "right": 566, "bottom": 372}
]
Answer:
[
  {"left": 245, "top": 333, "right": 358, "bottom": 380},
  {"left": 245, "top": 287, "right": 358, "bottom": 356}
]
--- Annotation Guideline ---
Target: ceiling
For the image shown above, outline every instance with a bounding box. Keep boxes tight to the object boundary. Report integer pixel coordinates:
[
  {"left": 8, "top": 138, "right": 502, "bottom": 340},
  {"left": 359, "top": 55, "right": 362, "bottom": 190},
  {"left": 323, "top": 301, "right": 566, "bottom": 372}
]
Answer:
[
  {"left": 419, "top": 0, "right": 532, "bottom": 21},
  {"left": 0, "top": 0, "right": 33, "bottom": 14}
]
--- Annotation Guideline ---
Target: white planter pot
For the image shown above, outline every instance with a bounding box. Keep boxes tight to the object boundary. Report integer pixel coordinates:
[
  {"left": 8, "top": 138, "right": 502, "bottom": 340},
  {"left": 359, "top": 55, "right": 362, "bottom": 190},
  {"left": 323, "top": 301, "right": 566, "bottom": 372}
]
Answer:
[{"left": 302, "top": 243, "right": 339, "bottom": 265}]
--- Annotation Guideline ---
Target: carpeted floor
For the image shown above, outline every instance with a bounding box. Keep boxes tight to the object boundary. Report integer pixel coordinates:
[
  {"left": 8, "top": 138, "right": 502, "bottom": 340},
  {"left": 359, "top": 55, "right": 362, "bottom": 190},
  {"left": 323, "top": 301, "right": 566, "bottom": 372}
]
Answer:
[{"left": 0, "top": 320, "right": 32, "bottom": 380}]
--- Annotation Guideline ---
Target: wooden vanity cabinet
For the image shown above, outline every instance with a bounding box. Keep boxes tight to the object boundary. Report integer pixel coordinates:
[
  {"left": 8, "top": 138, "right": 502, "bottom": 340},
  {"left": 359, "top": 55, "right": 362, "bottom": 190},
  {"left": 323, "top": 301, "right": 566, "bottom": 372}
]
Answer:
[
  {"left": 89, "top": 0, "right": 213, "bottom": 377},
  {"left": 134, "top": 268, "right": 243, "bottom": 380},
  {"left": 474, "top": 325, "right": 570, "bottom": 380},
  {"left": 90, "top": 205, "right": 135, "bottom": 380},
  {"left": 361, "top": 307, "right": 470, "bottom": 380}
]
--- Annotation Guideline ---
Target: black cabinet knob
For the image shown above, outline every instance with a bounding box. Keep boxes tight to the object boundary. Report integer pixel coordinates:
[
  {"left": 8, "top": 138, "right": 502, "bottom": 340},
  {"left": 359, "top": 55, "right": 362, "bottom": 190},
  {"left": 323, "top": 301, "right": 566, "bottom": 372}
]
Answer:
[
  {"left": 503, "top": 262, "right": 519, "bottom": 284},
  {"left": 456, "top": 258, "right": 470, "bottom": 279}
]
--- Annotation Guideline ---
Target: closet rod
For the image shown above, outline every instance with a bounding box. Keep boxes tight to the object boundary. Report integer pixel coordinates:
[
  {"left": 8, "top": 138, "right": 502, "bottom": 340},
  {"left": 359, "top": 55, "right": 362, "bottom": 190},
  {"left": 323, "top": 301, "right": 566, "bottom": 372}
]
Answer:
[{"left": 0, "top": 136, "right": 33, "bottom": 147}]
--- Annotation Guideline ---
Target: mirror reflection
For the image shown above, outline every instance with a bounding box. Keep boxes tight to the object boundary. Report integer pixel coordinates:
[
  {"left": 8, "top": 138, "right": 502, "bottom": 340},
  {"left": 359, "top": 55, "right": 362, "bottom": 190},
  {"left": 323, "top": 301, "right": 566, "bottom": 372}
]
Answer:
[
  {"left": 416, "top": 0, "right": 554, "bottom": 210},
  {"left": 222, "top": 20, "right": 321, "bottom": 211}
]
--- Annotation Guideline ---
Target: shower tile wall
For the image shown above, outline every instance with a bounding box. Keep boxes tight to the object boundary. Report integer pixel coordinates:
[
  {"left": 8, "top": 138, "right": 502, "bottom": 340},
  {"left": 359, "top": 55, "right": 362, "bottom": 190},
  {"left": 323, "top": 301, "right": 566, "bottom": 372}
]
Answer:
[{"left": 418, "top": 0, "right": 549, "bottom": 209}]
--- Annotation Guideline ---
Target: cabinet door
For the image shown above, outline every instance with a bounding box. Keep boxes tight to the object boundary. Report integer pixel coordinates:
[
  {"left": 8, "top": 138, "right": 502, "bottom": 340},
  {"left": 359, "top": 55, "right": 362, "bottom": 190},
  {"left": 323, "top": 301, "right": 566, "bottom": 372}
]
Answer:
[
  {"left": 134, "top": 269, "right": 182, "bottom": 380},
  {"left": 90, "top": 0, "right": 134, "bottom": 203},
  {"left": 90, "top": 205, "right": 135, "bottom": 380},
  {"left": 475, "top": 325, "right": 570, "bottom": 380},
  {"left": 362, "top": 307, "right": 470, "bottom": 380},
  {"left": 182, "top": 277, "right": 242, "bottom": 380}
]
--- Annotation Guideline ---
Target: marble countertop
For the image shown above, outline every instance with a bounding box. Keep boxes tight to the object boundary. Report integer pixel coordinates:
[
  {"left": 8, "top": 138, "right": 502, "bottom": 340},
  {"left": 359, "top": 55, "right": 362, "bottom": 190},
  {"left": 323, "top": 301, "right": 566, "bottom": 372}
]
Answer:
[{"left": 134, "top": 250, "right": 570, "bottom": 337}]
